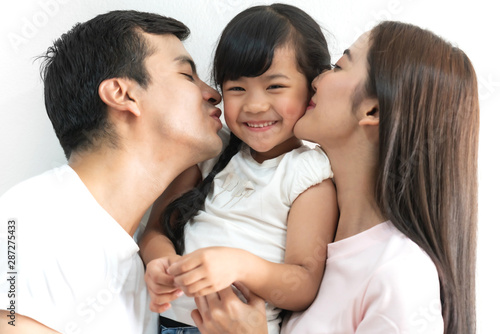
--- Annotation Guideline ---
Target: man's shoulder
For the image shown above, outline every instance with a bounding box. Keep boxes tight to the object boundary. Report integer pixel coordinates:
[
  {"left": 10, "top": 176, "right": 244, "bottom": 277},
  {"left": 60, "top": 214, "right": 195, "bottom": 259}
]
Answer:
[
  {"left": 0, "top": 165, "right": 76, "bottom": 218},
  {"left": 2, "top": 165, "right": 70, "bottom": 197}
]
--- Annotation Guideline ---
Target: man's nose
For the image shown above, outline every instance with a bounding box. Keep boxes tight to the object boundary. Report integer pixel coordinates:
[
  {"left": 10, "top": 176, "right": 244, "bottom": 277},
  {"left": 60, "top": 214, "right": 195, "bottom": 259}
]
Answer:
[{"left": 199, "top": 80, "right": 221, "bottom": 105}]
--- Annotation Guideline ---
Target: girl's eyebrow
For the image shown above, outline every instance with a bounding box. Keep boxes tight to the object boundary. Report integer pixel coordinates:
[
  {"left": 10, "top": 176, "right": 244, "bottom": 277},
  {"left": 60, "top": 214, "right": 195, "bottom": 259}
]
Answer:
[
  {"left": 263, "top": 73, "right": 290, "bottom": 80},
  {"left": 225, "top": 73, "right": 290, "bottom": 82}
]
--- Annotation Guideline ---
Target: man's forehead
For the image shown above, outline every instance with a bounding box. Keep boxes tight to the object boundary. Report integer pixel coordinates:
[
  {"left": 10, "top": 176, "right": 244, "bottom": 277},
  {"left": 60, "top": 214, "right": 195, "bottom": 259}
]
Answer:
[
  {"left": 144, "top": 33, "right": 196, "bottom": 71},
  {"left": 174, "top": 55, "right": 197, "bottom": 74},
  {"left": 144, "top": 32, "right": 187, "bottom": 56}
]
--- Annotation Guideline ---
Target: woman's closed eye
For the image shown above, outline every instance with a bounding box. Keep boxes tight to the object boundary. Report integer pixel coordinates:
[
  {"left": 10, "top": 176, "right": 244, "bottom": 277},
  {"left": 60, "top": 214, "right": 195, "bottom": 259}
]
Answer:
[{"left": 182, "top": 73, "right": 195, "bottom": 81}]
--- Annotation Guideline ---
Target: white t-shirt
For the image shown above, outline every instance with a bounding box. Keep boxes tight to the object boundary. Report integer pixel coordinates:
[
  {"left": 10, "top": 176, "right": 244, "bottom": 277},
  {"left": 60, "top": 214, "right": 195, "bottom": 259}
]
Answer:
[
  {"left": 0, "top": 165, "right": 157, "bottom": 334},
  {"left": 162, "top": 138, "right": 333, "bottom": 334},
  {"left": 282, "top": 221, "right": 444, "bottom": 334}
]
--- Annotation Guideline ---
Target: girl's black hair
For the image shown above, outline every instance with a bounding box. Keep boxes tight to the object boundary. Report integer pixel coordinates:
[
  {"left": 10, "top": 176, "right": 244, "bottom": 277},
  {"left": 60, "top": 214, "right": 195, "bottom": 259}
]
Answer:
[{"left": 162, "top": 3, "right": 331, "bottom": 254}]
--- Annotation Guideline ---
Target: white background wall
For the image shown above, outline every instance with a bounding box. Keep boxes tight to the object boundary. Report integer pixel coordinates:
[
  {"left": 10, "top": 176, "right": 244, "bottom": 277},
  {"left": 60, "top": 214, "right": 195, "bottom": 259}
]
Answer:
[{"left": 1, "top": 0, "right": 498, "bottom": 331}]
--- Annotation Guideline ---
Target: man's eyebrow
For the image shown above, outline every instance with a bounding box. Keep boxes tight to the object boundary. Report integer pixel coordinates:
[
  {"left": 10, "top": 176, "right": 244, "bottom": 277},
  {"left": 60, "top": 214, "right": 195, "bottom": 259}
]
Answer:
[
  {"left": 174, "top": 55, "right": 197, "bottom": 74},
  {"left": 343, "top": 49, "right": 352, "bottom": 61}
]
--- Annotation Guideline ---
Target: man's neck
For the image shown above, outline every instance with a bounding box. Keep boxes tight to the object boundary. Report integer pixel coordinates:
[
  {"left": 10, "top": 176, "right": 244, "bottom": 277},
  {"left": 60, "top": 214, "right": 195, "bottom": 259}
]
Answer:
[{"left": 68, "top": 149, "right": 181, "bottom": 237}]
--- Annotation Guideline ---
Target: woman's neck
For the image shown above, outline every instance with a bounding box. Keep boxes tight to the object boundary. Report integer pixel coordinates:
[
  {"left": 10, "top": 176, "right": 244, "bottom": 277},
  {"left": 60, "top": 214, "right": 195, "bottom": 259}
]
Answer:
[{"left": 323, "top": 146, "right": 386, "bottom": 241}]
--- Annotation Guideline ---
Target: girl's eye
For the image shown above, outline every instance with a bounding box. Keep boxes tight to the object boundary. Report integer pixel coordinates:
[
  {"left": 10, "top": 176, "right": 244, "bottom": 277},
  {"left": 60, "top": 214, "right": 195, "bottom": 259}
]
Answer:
[
  {"left": 182, "top": 73, "right": 195, "bottom": 81},
  {"left": 268, "top": 84, "right": 285, "bottom": 90},
  {"left": 227, "top": 86, "right": 245, "bottom": 91}
]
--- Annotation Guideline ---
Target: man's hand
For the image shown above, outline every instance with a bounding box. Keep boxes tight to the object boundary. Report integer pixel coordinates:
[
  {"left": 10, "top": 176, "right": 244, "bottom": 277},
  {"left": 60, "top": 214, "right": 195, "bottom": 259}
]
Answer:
[
  {"left": 192, "top": 282, "right": 268, "bottom": 334},
  {"left": 144, "top": 255, "right": 184, "bottom": 313}
]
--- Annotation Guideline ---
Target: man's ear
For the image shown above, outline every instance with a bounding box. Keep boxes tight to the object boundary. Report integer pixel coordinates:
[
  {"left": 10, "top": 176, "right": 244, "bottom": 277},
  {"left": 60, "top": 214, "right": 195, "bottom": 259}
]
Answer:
[
  {"left": 98, "top": 78, "right": 141, "bottom": 117},
  {"left": 358, "top": 98, "right": 379, "bottom": 127}
]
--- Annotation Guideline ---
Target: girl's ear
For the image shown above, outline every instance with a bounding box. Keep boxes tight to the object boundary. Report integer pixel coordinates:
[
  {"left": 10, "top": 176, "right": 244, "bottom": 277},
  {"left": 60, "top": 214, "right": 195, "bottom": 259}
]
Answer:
[
  {"left": 358, "top": 98, "right": 379, "bottom": 126},
  {"left": 98, "top": 78, "right": 141, "bottom": 117}
]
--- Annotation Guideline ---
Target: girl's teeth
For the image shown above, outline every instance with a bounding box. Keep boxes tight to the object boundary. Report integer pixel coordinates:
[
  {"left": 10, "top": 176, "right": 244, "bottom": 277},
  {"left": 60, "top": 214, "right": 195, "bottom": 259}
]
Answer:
[{"left": 247, "top": 121, "right": 275, "bottom": 128}]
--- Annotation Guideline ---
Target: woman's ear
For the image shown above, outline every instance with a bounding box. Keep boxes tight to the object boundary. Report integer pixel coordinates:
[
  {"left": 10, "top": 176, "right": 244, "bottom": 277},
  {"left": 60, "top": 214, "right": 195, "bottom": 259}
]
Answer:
[
  {"left": 358, "top": 98, "right": 379, "bottom": 126},
  {"left": 98, "top": 78, "right": 141, "bottom": 117}
]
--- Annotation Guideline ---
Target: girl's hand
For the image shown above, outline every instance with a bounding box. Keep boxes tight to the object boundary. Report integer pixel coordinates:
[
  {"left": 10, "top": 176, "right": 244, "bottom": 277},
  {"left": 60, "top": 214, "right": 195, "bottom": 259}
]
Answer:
[
  {"left": 192, "top": 282, "right": 268, "bottom": 334},
  {"left": 167, "top": 247, "right": 246, "bottom": 297},
  {"left": 144, "top": 255, "right": 184, "bottom": 313}
]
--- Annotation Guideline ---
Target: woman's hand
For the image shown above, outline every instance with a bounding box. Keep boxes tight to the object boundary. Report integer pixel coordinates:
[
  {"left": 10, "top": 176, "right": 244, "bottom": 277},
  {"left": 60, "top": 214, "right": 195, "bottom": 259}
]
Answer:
[
  {"left": 192, "top": 282, "right": 268, "bottom": 334},
  {"left": 144, "top": 255, "right": 184, "bottom": 313},
  {"left": 167, "top": 247, "right": 246, "bottom": 297}
]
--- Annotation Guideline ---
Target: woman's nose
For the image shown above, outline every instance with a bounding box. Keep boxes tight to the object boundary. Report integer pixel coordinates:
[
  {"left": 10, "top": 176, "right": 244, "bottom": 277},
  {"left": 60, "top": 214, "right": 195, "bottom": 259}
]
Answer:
[
  {"left": 311, "top": 75, "right": 319, "bottom": 92},
  {"left": 311, "top": 68, "right": 329, "bottom": 92}
]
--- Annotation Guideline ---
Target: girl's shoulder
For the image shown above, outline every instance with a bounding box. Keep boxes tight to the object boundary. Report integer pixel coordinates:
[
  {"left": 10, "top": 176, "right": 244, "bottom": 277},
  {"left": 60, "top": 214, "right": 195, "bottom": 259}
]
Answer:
[
  {"left": 280, "top": 144, "right": 333, "bottom": 204},
  {"left": 283, "top": 144, "right": 331, "bottom": 172}
]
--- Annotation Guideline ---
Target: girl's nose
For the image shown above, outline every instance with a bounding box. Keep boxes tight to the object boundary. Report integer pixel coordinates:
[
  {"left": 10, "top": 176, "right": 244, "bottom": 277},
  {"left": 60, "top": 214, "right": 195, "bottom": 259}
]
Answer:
[{"left": 243, "top": 93, "right": 270, "bottom": 113}]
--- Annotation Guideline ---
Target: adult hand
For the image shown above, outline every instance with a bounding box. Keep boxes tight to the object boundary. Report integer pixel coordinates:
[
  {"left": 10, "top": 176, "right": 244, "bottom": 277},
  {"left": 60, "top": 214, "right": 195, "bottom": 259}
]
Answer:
[
  {"left": 144, "top": 255, "right": 184, "bottom": 313},
  {"left": 192, "top": 282, "right": 268, "bottom": 334},
  {"left": 167, "top": 247, "right": 245, "bottom": 297}
]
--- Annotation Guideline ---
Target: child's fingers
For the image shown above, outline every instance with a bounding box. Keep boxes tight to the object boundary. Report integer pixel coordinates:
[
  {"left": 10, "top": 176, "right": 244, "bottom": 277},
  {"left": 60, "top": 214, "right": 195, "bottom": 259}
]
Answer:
[
  {"left": 145, "top": 258, "right": 178, "bottom": 291},
  {"left": 149, "top": 289, "right": 184, "bottom": 313},
  {"left": 193, "top": 286, "right": 220, "bottom": 298},
  {"left": 176, "top": 277, "right": 213, "bottom": 296},
  {"left": 146, "top": 274, "right": 178, "bottom": 294},
  {"left": 172, "top": 266, "right": 207, "bottom": 287},
  {"left": 148, "top": 289, "right": 184, "bottom": 309},
  {"left": 149, "top": 300, "right": 171, "bottom": 313},
  {"left": 167, "top": 254, "right": 202, "bottom": 276}
]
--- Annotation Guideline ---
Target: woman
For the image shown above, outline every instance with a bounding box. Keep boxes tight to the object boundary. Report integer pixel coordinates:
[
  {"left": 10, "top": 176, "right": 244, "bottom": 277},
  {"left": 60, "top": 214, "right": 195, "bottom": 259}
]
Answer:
[{"left": 190, "top": 21, "right": 479, "bottom": 334}]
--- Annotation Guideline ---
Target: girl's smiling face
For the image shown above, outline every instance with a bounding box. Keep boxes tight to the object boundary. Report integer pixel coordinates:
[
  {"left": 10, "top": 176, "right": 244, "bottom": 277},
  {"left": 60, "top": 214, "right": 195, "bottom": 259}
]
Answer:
[{"left": 222, "top": 46, "right": 309, "bottom": 162}]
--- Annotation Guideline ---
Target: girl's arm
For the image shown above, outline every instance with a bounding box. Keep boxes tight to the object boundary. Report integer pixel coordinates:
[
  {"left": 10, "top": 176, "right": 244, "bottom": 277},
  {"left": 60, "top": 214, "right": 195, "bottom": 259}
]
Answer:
[
  {"left": 138, "top": 165, "right": 202, "bottom": 312},
  {"left": 168, "top": 178, "right": 338, "bottom": 311}
]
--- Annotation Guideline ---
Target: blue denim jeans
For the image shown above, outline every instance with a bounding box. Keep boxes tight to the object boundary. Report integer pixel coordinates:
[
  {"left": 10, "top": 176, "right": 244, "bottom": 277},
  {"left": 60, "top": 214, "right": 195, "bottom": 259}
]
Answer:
[{"left": 160, "top": 325, "right": 201, "bottom": 334}]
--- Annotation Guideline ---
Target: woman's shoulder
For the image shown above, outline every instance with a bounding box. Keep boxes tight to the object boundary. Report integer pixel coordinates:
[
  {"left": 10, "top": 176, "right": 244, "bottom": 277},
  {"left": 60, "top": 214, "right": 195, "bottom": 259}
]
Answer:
[
  {"left": 368, "top": 223, "right": 440, "bottom": 290},
  {"left": 358, "top": 223, "right": 443, "bottom": 331}
]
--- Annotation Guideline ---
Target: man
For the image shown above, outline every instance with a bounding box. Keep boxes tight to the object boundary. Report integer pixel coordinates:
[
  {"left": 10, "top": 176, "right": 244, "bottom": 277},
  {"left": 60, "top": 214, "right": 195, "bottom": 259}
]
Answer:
[{"left": 0, "top": 10, "right": 223, "bottom": 333}]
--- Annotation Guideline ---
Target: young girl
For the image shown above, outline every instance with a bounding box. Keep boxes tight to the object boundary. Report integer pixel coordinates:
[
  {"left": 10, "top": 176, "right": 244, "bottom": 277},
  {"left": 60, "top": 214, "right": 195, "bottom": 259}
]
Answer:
[{"left": 139, "top": 4, "right": 337, "bottom": 334}]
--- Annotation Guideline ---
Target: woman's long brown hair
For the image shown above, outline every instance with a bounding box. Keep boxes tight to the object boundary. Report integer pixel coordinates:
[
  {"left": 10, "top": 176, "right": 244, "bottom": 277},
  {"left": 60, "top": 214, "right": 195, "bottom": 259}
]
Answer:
[{"left": 366, "top": 21, "right": 479, "bottom": 333}]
